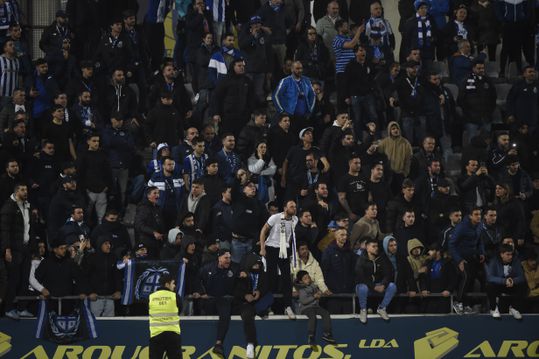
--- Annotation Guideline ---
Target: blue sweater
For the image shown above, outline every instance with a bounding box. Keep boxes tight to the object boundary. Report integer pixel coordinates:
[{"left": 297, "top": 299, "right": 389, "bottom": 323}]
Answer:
[
  {"left": 485, "top": 256, "right": 525, "bottom": 286},
  {"left": 449, "top": 216, "right": 485, "bottom": 264}
]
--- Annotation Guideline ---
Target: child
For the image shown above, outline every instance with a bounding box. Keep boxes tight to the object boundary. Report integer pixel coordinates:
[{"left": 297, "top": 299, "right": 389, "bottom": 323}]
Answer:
[
  {"left": 406, "top": 238, "right": 432, "bottom": 296},
  {"left": 294, "top": 270, "right": 336, "bottom": 345}
]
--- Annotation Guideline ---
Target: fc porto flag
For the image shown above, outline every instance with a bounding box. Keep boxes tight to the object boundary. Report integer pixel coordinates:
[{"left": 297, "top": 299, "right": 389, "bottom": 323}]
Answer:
[
  {"left": 35, "top": 299, "right": 98, "bottom": 343},
  {"left": 119, "top": 260, "right": 186, "bottom": 304}
]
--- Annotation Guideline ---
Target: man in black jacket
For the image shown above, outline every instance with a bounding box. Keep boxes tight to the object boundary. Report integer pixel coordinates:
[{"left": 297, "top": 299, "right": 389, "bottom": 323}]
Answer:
[
  {"left": 93, "top": 17, "right": 132, "bottom": 78},
  {"left": 91, "top": 209, "right": 132, "bottom": 259},
  {"left": 1, "top": 183, "right": 33, "bottom": 320},
  {"left": 148, "top": 64, "right": 192, "bottom": 122},
  {"left": 101, "top": 68, "right": 138, "bottom": 122},
  {"left": 355, "top": 238, "right": 397, "bottom": 323},
  {"left": 47, "top": 176, "right": 86, "bottom": 241},
  {"left": 134, "top": 186, "right": 165, "bottom": 259},
  {"left": 146, "top": 92, "right": 184, "bottom": 149},
  {"left": 457, "top": 159, "right": 495, "bottom": 213},
  {"left": 457, "top": 59, "right": 496, "bottom": 146},
  {"left": 343, "top": 45, "right": 377, "bottom": 138},
  {"left": 82, "top": 236, "right": 122, "bottom": 317},
  {"left": 394, "top": 60, "right": 425, "bottom": 146},
  {"left": 59, "top": 206, "right": 91, "bottom": 245},
  {"left": 210, "top": 59, "right": 256, "bottom": 137}
]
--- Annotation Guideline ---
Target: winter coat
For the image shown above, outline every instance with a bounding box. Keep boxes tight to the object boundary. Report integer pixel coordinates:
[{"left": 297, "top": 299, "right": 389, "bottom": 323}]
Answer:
[
  {"left": 291, "top": 251, "right": 328, "bottom": 293},
  {"left": 134, "top": 198, "right": 165, "bottom": 256},
  {"left": 294, "top": 281, "right": 321, "bottom": 313},
  {"left": 76, "top": 149, "right": 113, "bottom": 193},
  {"left": 448, "top": 216, "right": 484, "bottom": 264},
  {"left": 210, "top": 73, "right": 255, "bottom": 120},
  {"left": 47, "top": 189, "right": 86, "bottom": 240},
  {"left": 35, "top": 254, "right": 83, "bottom": 296},
  {"left": 101, "top": 125, "right": 136, "bottom": 169},
  {"left": 234, "top": 253, "right": 270, "bottom": 304},
  {"left": 321, "top": 241, "right": 355, "bottom": 293},
  {"left": 91, "top": 219, "right": 131, "bottom": 259},
  {"left": 485, "top": 255, "right": 526, "bottom": 285},
  {"left": 457, "top": 72, "right": 497, "bottom": 125},
  {"left": 145, "top": 102, "right": 184, "bottom": 147},
  {"left": 0, "top": 195, "right": 31, "bottom": 254},
  {"left": 81, "top": 236, "right": 122, "bottom": 295},
  {"left": 355, "top": 251, "right": 394, "bottom": 289}
]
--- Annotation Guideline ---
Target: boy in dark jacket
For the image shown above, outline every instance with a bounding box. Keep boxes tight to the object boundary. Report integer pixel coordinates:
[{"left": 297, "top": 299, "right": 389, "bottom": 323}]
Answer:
[
  {"left": 294, "top": 270, "right": 336, "bottom": 346},
  {"left": 355, "top": 237, "right": 397, "bottom": 323}
]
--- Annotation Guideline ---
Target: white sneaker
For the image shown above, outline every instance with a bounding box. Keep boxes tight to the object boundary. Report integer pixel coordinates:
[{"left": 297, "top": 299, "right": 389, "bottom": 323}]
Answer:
[
  {"left": 246, "top": 343, "right": 255, "bottom": 359},
  {"left": 490, "top": 306, "right": 501, "bottom": 319},
  {"left": 285, "top": 306, "right": 296, "bottom": 320},
  {"left": 359, "top": 309, "right": 367, "bottom": 324},
  {"left": 377, "top": 307, "right": 390, "bottom": 321},
  {"left": 453, "top": 301, "right": 464, "bottom": 315},
  {"left": 509, "top": 306, "right": 522, "bottom": 320}
]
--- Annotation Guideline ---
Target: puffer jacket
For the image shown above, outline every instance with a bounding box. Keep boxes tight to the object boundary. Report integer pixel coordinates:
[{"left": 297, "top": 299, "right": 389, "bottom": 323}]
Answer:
[{"left": 321, "top": 241, "right": 355, "bottom": 293}]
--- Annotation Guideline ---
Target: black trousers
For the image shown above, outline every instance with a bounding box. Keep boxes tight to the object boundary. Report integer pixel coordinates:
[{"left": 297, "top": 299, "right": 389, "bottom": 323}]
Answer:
[
  {"left": 456, "top": 258, "right": 485, "bottom": 306},
  {"left": 486, "top": 283, "right": 527, "bottom": 311},
  {"left": 149, "top": 331, "right": 182, "bottom": 359},
  {"left": 303, "top": 306, "right": 332, "bottom": 336},
  {"left": 202, "top": 297, "right": 232, "bottom": 342},
  {"left": 239, "top": 303, "right": 257, "bottom": 344},
  {"left": 265, "top": 246, "right": 292, "bottom": 308},
  {"left": 144, "top": 22, "right": 165, "bottom": 72},
  {"left": 5, "top": 248, "right": 30, "bottom": 311}
]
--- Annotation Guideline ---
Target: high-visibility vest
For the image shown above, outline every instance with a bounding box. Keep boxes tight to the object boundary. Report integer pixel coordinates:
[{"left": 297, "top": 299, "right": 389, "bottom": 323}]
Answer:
[{"left": 148, "top": 289, "right": 181, "bottom": 338}]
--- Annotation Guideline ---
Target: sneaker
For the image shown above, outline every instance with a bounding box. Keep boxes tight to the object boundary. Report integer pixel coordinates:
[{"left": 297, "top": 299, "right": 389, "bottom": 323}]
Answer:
[
  {"left": 359, "top": 309, "right": 367, "bottom": 324},
  {"left": 490, "top": 306, "right": 501, "bottom": 319},
  {"left": 246, "top": 343, "right": 255, "bottom": 359},
  {"left": 377, "top": 307, "right": 390, "bottom": 321},
  {"left": 453, "top": 301, "right": 464, "bottom": 315},
  {"left": 285, "top": 306, "right": 296, "bottom": 320},
  {"left": 212, "top": 344, "right": 224, "bottom": 357},
  {"left": 308, "top": 335, "right": 316, "bottom": 346},
  {"left": 322, "top": 333, "right": 336, "bottom": 344},
  {"left": 17, "top": 310, "right": 34, "bottom": 318},
  {"left": 509, "top": 306, "right": 522, "bottom": 320},
  {"left": 5, "top": 310, "right": 19, "bottom": 320},
  {"left": 463, "top": 306, "right": 475, "bottom": 314}
]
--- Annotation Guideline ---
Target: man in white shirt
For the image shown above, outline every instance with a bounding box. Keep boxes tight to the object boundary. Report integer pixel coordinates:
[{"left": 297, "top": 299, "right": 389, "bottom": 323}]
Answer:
[{"left": 259, "top": 200, "right": 298, "bottom": 319}]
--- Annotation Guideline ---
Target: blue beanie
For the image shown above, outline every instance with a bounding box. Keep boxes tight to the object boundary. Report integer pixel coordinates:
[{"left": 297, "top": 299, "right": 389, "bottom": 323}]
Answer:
[{"left": 414, "top": 0, "right": 430, "bottom": 10}]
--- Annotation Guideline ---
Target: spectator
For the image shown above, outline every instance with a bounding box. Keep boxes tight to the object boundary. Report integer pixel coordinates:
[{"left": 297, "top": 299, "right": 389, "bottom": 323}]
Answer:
[
  {"left": 183, "top": 136, "right": 209, "bottom": 190},
  {"left": 76, "top": 134, "right": 112, "bottom": 224},
  {"left": 441, "top": 4, "right": 475, "bottom": 59},
  {"left": 401, "top": 0, "right": 437, "bottom": 66},
  {"left": 143, "top": 0, "right": 172, "bottom": 72},
  {"left": 148, "top": 157, "right": 185, "bottom": 230},
  {"left": 0, "top": 39, "right": 21, "bottom": 106},
  {"left": 185, "top": 0, "right": 214, "bottom": 82},
  {"left": 321, "top": 228, "right": 355, "bottom": 313},
  {"left": 457, "top": 59, "right": 497, "bottom": 146},
  {"left": 342, "top": 45, "right": 378, "bottom": 138},
  {"left": 0, "top": 0, "right": 21, "bottom": 39},
  {"left": 382, "top": 235, "right": 413, "bottom": 296},
  {"left": 207, "top": 33, "right": 243, "bottom": 88},
  {"left": 259, "top": 200, "right": 298, "bottom": 319},
  {"left": 0, "top": 89, "right": 28, "bottom": 135},
  {"left": 59, "top": 206, "right": 91, "bottom": 245},
  {"left": 294, "top": 270, "right": 336, "bottom": 345},
  {"left": 239, "top": 16, "right": 273, "bottom": 105},
  {"left": 267, "top": 114, "right": 296, "bottom": 195},
  {"left": 423, "top": 242, "right": 457, "bottom": 313},
  {"left": 336, "top": 155, "right": 368, "bottom": 222},
  {"left": 82, "top": 236, "right": 122, "bottom": 317},
  {"left": 327, "top": 129, "right": 357, "bottom": 185},
  {"left": 39, "top": 10, "right": 73, "bottom": 60},
  {"left": 410, "top": 136, "right": 443, "bottom": 180},
  {"left": 355, "top": 237, "right": 396, "bottom": 323},
  {"left": 216, "top": 133, "right": 241, "bottom": 185},
  {"left": 394, "top": 209, "right": 426, "bottom": 256},
  {"left": 210, "top": 185, "right": 233, "bottom": 245},
  {"left": 0, "top": 159, "right": 20, "bottom": 205},
  {"left": 479, "top": 206, "right": 502, "bottom": 260},
  {"left": 365, "top": 2, "right": 395, "bottom": 55},
  {"left": 134, "top": 186, "right": 165, "bottom": 259},
  {"left": 291, "top": 241, "right": 329, "bottom": 294},
  {"left": 449, "top": 206, "right": 485, "bottom": 314},
  {"left": 70, "top": 90, "right": 103, "bottom": 145},
  {"left": 66, "top": 60, "right": 100, "bottom": 106},
  {"left": 350, "top": 203, "right": 384, "bottom": 250},
  {"left": 522, "top": 252, "right": 539, "bottom": 298},
  {"left": 210, "top": 59, "right": 255, "bottom": 137},
  {"left": 405, "top": 238, "right": 432, "bottom": 297},
  {"left": 177, "top": 178, "right": 211, "bottom": 235},
  {"left": 378, "top": 121, "right": 413, "bottom": 192},
  {"left": 28, "top": 141, "right": 58, "bottom": 220},
  {"left": 193, "top": 33, "right": 218, "bottom": 119},
  {"left": 294, "top": 26, "right": 330, "bottom": 81},
  {"left": 497, "top": 0, "right": 529, "bottom": 77},
  {"left": 506, "top": 66, "right": 539, "bottom": 132},
  {"left": 414, "top": 159, "right": 441, "bottom": 211},
  {"left": 499, "top": 155, "right": 533, "bottom": 201},
  {"left": 146, "top": 92, "right": 184, "bottom": 150},
  {"left": 332, "top": 19, "right": 363, "bottom": 109},
  {"left": 35, "top": 237, "right": 83, "bottom": 314},
  {"left": 47, "top": 176, "right": 85, "bottom": 241},
  {"left": 487, "top": 131, "right": 516, "bottom": 180},
  {"left": 469, "top": 0, "right": 500, "bottom": 61},
  {"left": 273, "top": 61, "right": 316, "bottom": 136},
  {"left": 91, "top": 209, "right": 131, "bottom": 259},
  {"left": 247, "top": 141, "right": 277, "bottom": 203},
  {"left": 1, "top": 183, "right": 32, "bottom": 320},
  {"left": 200, "top": 158, "right": 225, "bottom": 205},
  {"left": 237, "top": 110, "right": 268, "bottom": 161},
  {"left": 316, "top": 1, "right": 341, "bottom": 54},
  {"left": 448, "top": 40, "right": 486, "bottom": 85},
  {"left": 28, "top": 59, "right": 59, "bottom": 136},
  {"left": 485, "top": 244, "right": 526, "bottom": 319},
  {"left": 102, "top": 68, "right": 138, "bottom": 124},
  {"left": 494, "top": 183, "right": 527, "bottom": 249}
]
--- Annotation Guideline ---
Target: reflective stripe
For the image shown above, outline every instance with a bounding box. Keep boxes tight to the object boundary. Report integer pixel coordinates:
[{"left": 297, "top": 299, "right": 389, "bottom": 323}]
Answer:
[
  {"left": 150, "top": 321, "right": 179, "bottom": 327},
  {"left": 150, "top": 312, "right": 179, "bottom": 317}
]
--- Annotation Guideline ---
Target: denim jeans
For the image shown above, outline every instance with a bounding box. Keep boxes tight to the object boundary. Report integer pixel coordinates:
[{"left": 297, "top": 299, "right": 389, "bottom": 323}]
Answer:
[
  {"left": 231, "top": 239, "right": 253, "bottom": 264},
  {"left": 401, "top": 116, "right": 426, "bottom": 146},
  {"left": 350, "top": 95, "right": 378, "bottom": 139},
  {"left": 356, "top": 282, "right": 397, "bottom": 310}
]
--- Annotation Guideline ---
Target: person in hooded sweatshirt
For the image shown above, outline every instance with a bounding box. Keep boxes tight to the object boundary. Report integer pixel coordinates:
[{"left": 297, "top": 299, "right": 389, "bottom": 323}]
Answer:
[
  {"left": 90, "top": 209, "right": 131, "bottom": 259},
  {"left": 234, "top": 253, "right": 272, "bottom": 359},
  {"left": 294, "top": 270, "right": 336, "bottom": 346},
  {"left": 81, "top": 235, "right": 122, "bottom": 317},
  {"left": 423, "top": 243, "right": 457, "bottom": 313},
  {"left": 178, "top": 236, "right": 202, "bottom": 313},
  {"left": 134, "top": 186, "right": 165, "bottom": 259},
  {"left": 377, "top": 121, "right": 413, "bottom": 191}
]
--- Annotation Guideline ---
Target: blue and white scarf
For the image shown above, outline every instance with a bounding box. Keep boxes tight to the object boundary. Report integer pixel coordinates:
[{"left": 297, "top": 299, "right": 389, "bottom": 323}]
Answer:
[{"left": 417, "top": 15, "right": 432, "bottom": 47}]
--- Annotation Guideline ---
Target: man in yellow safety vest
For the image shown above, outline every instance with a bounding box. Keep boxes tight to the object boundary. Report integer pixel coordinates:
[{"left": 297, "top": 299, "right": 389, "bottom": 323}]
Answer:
[{"left": 149, "top": 274, "right": 182, "bottom": 359}]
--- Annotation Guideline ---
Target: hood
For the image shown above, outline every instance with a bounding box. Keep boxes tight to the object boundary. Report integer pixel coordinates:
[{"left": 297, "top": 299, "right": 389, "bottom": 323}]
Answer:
[
  {"left": 407, "top": 238, "right": 424, "bottom": 256},
  {"left": 179, "top": 236, "right": 196, "bottom": 258},
  {"left": 382, "top": 235, "right": 396, "bottom": 257},
  {"left": 168, "top": 227, "right": 183, "bottom": 245},
  {"left": 242, "top": 253, "right": 262, "bottom": 272},
  {"left": 95, "top": 235, "right": 112, "bottom": 254},
  {"left": 386, "top": 121, "right": 401, "bottom": 137}
]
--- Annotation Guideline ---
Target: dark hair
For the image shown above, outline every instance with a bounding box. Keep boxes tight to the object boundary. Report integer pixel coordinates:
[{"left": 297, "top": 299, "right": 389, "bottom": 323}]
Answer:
[
  {"left": 13, "top": 182, "right": 26, "bottom": 192},
  {"left": 296, "top": 270, "right": 309, "bottom": 282},
  {"left": 221, "top": 132, "right": 234, "bottom": 140},
  {"left": 192, "top": 178, "right": 204, "bottom": 186},
  {"left": 499, "top": 244, "right": 514, "bottom": 254},
  {"left": 146, "top": 186, "right": 159, "bottom": 196},
  {"left": 5, "top": 158, "right": 17, "bottom": 168},
  {"left": 298, "top": 209, "right": 311, "bottom": 217},
  {"left": 470, "top": 206, "right": 482, "bottom": 214},
  {"left": 192, "top": 136, "right": 205, "bottom": 145},
  {"left": 334, "top": 19, "right": 347, "bottom": 31},
  {"left": 402, "top": 178, "right": 415, "bottom": 189},
  {"left": 159, "top": 273, "right": 175, "bottom": 287},
  {"left": 315, "top": 181, "right": 328, "bottom": 190},
  {"left": 267, "top": 201, "right": 278, "bottom": 209},
  {"left": 483, "top": 205, "right": 496, "bottom": 214},
  {"left": 105, "top": 208, "right": 119, "bottom": 217}
]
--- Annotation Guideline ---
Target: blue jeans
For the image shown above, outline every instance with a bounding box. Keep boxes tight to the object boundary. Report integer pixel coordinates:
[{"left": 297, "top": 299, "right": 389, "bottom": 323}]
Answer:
[
  {"left": 350, "top": 95, "right": 378, "bottom": 140},
  {"left": 231, "top": 239, "right": 253, "bottom": 264},
  {"left": 356, "top": 282, "right": 397, "bottom": 310}
]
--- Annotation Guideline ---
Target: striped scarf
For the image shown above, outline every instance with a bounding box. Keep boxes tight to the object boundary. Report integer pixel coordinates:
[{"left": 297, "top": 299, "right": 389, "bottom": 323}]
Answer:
[{"left": 416, "top": 15, "right": 432, "bottom": 48}]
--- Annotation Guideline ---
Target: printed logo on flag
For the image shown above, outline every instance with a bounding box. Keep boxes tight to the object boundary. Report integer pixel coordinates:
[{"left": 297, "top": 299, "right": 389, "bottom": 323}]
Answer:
[{"left": 135, "top": 266, "right": 170, "bottom": 300}]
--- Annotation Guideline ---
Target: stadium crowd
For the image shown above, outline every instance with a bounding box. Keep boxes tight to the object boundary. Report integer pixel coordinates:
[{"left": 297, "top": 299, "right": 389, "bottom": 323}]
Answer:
[{"left": 0, "top": 0, "right": 539, "bottom": 333}]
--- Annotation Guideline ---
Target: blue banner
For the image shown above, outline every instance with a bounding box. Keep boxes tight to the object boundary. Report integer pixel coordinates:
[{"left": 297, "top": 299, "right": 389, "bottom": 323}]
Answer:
[{"left": 0, "top": 315, "right": 538, "bottom": 358}]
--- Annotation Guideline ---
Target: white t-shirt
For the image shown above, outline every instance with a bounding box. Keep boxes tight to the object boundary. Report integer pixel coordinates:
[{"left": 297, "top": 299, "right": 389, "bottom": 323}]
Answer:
[{"left": 265, "top": 213, "right": 298, "bottom": 248}]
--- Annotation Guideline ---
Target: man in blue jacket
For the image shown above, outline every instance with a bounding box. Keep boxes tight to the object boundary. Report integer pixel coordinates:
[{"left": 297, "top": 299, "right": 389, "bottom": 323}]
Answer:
[
  {"left": 273, "top": 61, "right": 315, "bottom": 137},
  {"left": 448, "top": 206, "right": 485, "bottom": 314},
  {"left": 485, "top": 244, "right": 526, "bottom": 319}
]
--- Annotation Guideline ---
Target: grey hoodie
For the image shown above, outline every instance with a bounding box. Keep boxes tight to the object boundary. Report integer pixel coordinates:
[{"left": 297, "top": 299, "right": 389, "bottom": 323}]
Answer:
[{"left": 294, "top": 281, "right": 321, "bottom": 313}]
